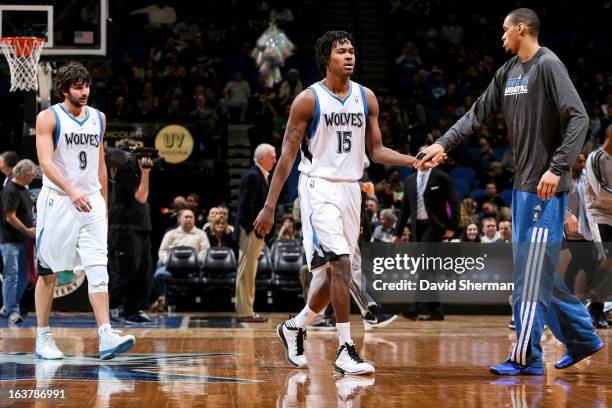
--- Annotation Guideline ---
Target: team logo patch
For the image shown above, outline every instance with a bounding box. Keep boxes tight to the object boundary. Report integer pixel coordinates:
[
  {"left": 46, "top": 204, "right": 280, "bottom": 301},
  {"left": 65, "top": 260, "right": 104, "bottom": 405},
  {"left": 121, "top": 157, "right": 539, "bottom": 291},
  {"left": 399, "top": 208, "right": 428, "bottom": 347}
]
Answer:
[
  {"left": 308, "top": 179, "right": 315, "bottom": 188},
  {"left": 504, "top": 76, "right": 529, "bottom": 96},
  {"left": 48, "top": 198, "right": 53, "bottom": 206},
  {"left": 354, "top": 95, "right": 359, "bottom": 104},
  {"left": 53, "top": 270, "right": 86, "bottom": 299},
  {"left": 533, "top": 204, "right": 542, "bottom": 222}
]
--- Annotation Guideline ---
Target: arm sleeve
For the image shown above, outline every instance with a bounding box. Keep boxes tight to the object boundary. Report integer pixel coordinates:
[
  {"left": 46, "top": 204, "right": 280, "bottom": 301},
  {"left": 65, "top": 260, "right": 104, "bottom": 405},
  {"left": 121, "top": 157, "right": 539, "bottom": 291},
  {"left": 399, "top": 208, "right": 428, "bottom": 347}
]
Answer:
[
  {"left": 543, "top": 59, "right": 589, "bottom": 177},
  {"left": 435, "top": 69, "right": 503, "bottom": 152}
]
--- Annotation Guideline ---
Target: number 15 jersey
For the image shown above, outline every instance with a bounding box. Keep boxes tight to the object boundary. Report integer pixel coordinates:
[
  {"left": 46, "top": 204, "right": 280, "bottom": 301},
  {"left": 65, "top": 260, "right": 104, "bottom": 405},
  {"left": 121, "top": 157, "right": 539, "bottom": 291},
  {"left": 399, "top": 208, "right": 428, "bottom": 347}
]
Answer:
[
  {"left": 44, "top": 103, "right": 103, "bottom": 195},
  {"left": 298, "top": 80, "right": 368, "bottom": 182}
]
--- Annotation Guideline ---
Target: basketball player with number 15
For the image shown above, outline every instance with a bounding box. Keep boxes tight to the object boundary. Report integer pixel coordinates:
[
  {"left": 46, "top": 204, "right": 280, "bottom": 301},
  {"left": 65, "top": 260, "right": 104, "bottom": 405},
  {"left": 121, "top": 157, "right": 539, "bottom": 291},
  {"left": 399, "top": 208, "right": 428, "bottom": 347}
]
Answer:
[
  {"left": 34, "top": 61, "right": 135, "bottom": 360},
  {"left": 254, "top": 31, "right": 439, "bottom": 375}
]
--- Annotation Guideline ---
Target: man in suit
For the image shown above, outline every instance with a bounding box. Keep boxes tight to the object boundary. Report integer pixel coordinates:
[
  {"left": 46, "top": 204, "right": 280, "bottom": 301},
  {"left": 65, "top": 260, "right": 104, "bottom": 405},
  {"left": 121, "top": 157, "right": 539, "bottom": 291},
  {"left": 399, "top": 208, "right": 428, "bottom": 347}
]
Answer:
[
  {"left": 234, "top": 143, "right": 277, "bottom": 322},
  {"left": 392, "top": 166, "right": 460, "bottom": 320}
]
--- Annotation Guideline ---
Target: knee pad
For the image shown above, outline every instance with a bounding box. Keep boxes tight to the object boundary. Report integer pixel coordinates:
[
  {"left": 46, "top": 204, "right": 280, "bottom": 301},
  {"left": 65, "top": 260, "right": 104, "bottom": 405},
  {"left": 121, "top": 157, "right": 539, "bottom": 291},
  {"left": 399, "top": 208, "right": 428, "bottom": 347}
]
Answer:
[{"left": 86, "top": 265, "right": 109, "bottom": 293}]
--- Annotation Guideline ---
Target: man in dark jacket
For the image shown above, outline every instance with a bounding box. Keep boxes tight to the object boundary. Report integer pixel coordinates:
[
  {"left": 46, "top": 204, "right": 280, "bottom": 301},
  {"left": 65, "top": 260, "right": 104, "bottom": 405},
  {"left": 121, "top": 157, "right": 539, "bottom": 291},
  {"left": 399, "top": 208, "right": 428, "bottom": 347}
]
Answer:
[
  {"left": 393, "top": 166, "right": 460, "bottom": 320},
  {"left": 234, "top": 143, "right": 276, "bottom": 322}
]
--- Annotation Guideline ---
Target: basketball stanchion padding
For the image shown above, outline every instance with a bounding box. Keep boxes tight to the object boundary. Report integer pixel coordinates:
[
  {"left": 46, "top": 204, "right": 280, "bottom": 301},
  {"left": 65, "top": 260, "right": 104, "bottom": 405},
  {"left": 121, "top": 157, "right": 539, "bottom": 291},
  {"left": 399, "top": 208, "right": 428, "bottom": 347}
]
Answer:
[{"left": 0, "top": 37, "right": 46, "bottom": 92}]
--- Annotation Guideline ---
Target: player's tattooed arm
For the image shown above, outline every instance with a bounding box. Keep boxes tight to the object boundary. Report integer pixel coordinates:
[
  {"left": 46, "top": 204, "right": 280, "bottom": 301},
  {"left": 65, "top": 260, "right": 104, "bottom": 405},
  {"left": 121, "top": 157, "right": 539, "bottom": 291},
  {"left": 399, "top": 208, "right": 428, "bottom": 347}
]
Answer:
[
  {"left": 254, "top": 90, "right": 313, "bottom": 236},
  {"left": 283, "top": 126, "right": 304, "bottom": 146}
]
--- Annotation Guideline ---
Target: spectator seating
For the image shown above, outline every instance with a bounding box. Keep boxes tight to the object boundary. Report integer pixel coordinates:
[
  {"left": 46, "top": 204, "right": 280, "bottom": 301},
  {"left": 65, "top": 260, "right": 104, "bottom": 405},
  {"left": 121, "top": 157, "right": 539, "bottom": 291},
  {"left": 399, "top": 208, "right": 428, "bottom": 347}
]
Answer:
[
  {"left": 165, "top": 246, "right": 200, "bottom": 289},
  {"left": 452, "top": 179, "right": 470, "bottom": 198},
  {"left": 469, "top": 188, "right": 487, "bottom": 201},
  {"left": 450, "top": 167, "right": 477, "bottom": 185},
  {"left": 271, "top": 239, "right": 303, "bottom": 292},
  {"left": 256, "top": 244, "right": 273, "bottom": 290},
  {"left": 201, "top": 246, "right": 237, "bottom": 289}
]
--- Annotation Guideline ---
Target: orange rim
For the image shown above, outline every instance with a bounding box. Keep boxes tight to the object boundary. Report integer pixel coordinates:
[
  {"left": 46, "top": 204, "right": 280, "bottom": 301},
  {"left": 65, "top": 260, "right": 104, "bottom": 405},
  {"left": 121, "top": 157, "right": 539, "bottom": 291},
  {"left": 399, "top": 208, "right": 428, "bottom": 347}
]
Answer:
[{"left": 0, "top": 37, "right": 45, "bottom": 57}]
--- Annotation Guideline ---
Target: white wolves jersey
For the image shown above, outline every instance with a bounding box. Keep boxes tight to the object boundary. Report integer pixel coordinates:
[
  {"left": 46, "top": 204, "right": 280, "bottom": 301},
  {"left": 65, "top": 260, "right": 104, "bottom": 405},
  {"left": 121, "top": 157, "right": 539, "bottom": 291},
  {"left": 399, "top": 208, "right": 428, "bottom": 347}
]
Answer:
[
  {"left": 298, "top": 80, "right": 367, "bottom": 182},
  {"left": 44, "top": 103, "right": 103, "bottom": 195}
]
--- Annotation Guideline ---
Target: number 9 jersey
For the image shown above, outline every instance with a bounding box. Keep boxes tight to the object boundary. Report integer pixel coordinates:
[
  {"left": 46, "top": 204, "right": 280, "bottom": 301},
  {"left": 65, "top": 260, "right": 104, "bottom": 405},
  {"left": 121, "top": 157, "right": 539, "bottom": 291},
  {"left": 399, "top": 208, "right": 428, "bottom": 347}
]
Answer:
[
  {"left": 44, "top": 103, "right": 103, "bottom": 195},
  {"left": 298, "top": 81, "right": 367, "bottom": 182}
]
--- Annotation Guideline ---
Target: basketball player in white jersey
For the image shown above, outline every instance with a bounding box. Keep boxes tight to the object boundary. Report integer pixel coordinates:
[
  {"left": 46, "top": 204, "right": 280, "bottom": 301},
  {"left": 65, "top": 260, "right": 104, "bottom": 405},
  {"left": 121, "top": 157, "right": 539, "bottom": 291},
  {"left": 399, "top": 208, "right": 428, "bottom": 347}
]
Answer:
[
  {"left": 34, "top": 61, "right": 135, "bottom": 360},
  {"left": 255, "top": 31, "right": 435, "bottom": 375}
]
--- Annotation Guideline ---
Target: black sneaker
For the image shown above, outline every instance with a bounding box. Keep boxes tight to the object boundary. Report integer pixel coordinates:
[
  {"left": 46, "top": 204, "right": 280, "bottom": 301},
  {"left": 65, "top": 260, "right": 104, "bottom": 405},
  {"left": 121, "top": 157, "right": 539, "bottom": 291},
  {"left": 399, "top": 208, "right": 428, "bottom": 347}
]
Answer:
[
  {"left": 508, "top": 315, "right": 516, "bottom": 330},
  {"left": 309, "top": 315, "right": 335, "bottom": 331},
  {"left": 125, "top": 311, "right": 156, "bottom": 324},
  {"left": 110, "top": 308, "right": 125, "bottom": 323},
  {"left": 0, "top": 307, "right": 8, "bottom": 318},
  {"left": 367, "top": 302, "right": 381, "bottom": 315},
  {"left": 589, "top": 302, "right": 609, "bottom": 329},
  {"left": 363, "top": 313, "right": 397, "bottom": 330}
]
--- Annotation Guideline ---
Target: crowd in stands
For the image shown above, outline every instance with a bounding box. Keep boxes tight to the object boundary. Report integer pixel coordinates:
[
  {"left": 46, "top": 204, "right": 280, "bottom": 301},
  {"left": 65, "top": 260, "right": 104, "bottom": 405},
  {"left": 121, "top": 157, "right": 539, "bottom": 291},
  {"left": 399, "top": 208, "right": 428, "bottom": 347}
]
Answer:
[{"left": 0, "top": 1, "right": 610, "bottom": 312}]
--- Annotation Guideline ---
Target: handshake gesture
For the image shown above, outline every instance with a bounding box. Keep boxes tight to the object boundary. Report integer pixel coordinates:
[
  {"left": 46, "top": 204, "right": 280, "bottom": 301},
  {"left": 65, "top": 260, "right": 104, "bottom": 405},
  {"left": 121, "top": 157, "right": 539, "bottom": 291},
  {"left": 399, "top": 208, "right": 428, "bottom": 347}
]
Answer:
[{"left": 412, "top": 143, "right": 447, "bottom": 169}]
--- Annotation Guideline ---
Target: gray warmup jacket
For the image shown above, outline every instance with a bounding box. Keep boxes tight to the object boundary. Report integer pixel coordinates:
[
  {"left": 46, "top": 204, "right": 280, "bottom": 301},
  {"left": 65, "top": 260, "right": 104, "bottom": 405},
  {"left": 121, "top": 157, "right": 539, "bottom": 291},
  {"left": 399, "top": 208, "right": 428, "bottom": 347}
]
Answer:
[{"left": 436, "top": 47, "right": 588, "bottom": 193}]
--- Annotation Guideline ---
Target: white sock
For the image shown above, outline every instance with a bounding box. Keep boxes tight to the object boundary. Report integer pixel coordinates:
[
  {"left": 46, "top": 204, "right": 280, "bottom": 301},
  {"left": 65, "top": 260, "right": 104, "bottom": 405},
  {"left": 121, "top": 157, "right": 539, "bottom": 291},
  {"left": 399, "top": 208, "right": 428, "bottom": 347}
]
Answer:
[
  {"left": 336, "top": 322, "right": 352, "bottom": 346},
  {"left": 290, "top": 305, "right": 317, "bottom": 329},
  {"left": 98, "top": 323, "right": 112, "bottom": 337},
  {"left": 37, "top": 327, "right": 50, "bottom": 336}
]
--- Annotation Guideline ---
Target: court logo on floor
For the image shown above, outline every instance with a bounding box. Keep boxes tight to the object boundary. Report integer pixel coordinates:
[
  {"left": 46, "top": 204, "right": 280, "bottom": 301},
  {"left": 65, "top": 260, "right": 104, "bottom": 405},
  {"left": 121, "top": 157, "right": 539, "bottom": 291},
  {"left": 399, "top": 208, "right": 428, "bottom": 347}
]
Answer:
[
  {"left": 53, "top": 270, "right": 86, "bottom": 298},
  {"left": 0, "top": 352, "right": 262, "bottom": 383}
]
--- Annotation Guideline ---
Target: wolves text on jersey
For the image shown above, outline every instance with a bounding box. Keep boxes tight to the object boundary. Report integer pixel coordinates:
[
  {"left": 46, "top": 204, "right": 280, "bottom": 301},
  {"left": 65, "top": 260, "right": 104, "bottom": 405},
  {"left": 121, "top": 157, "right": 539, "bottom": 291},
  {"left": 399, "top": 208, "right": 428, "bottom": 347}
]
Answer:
[
  {"left": 323, "top": 112, "right": 364, "bottom": 128},
  {"left": 64, "top": 132, "right": 100, "bottom": 147}
]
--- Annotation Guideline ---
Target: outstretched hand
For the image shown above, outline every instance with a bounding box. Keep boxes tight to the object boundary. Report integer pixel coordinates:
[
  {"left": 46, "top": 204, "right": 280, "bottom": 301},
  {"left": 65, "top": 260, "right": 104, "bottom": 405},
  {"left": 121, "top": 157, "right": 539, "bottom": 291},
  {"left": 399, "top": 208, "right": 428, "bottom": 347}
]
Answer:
[{"left": 415, "top": 144, "right": 447, "bottom": 169}]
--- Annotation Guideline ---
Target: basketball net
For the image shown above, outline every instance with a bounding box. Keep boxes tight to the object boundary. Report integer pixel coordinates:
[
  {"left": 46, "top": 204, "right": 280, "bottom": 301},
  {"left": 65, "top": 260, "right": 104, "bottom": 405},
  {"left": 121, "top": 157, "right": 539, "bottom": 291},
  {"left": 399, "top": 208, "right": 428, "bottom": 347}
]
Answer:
[{"left": 0, "top": 37, "right": 45, "bottom": 92}]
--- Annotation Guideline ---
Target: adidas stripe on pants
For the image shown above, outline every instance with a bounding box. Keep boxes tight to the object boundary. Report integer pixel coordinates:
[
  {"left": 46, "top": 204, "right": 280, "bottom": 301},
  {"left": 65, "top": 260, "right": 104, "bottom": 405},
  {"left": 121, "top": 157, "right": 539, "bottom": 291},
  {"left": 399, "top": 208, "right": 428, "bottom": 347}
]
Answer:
[{"left": 510, "top": 190, "right": 601, "bottom": 367}]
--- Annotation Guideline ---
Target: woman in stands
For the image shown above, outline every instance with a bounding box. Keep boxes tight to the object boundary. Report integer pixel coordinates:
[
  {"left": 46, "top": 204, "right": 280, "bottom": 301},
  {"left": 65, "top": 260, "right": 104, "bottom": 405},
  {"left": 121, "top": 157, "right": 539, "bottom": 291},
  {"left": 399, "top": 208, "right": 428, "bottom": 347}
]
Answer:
[{"left": 206, "top": 214, "right": 238, "bottom": 256}]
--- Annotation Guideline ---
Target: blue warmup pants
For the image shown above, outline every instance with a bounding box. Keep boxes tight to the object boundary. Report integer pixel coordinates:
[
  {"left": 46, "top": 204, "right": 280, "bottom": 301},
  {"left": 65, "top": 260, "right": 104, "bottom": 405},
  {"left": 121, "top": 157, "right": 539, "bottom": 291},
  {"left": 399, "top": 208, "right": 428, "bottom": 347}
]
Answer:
[{"left": 510, "top": 190, "right": 602, "bottom": 367}]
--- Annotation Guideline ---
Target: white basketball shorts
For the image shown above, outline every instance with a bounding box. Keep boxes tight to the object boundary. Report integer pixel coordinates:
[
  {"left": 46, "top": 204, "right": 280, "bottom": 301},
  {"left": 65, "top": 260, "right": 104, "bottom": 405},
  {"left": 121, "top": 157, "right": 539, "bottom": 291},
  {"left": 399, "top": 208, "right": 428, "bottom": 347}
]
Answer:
[
  {"left": 299, "top": 174, "right": 361, "bottom": 273},
  {"left": 36, "top": 186, "right": 108, "bottom": 273}
]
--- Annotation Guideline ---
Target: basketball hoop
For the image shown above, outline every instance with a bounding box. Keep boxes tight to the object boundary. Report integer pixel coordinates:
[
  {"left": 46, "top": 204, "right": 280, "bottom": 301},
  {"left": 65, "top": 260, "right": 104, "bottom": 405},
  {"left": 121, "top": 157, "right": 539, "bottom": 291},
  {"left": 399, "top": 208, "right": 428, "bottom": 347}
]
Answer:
[{"left": 0, "top": 37, "right": 45, "bottom": 92}]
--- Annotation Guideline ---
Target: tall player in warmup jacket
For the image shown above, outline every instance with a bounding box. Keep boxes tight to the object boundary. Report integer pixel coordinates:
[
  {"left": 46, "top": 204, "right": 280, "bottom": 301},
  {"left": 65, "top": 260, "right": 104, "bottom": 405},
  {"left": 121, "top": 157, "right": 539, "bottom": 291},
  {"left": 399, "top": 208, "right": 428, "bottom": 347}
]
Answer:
[
  {"left": 417, "top": 9, "right": 604, "bottom": 375},
  {"left": 34, "top": 61, "right": 135, "bottom": 360},
  {"left": 254, "top": 31, "right": 435, "bottom": 375}
]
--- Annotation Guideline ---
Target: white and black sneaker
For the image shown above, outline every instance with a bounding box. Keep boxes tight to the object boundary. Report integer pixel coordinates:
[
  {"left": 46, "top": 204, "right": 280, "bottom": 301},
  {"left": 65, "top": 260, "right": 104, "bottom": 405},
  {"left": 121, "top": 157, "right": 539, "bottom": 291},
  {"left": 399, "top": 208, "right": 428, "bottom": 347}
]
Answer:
[
  {"left": 277, "top": 319, "right": 308, "bottom": 368},
  {"left": 363, "top": 313, "right": 397, "bottom": 331},
  {"left": 334, "top": 342, "right": 375, "bottom": 375}
]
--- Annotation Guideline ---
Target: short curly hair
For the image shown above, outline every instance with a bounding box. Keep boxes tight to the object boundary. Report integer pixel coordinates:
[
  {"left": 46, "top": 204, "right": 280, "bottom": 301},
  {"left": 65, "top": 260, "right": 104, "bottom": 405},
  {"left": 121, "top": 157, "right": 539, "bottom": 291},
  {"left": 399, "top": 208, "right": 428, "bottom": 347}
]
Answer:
[
  {"left": 54, "top": 61, "right": 91, "bottom": 97},
  {"left": 314, "top": 31, "right": 355, "bottom": 77}
]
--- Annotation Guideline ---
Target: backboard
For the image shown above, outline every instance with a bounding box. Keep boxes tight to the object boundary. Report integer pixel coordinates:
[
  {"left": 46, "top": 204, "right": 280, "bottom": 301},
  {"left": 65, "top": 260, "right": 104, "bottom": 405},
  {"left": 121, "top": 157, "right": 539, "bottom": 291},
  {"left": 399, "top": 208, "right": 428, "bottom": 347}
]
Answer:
[{"left": 0, "top": 1, "right": 108, "bottom": 56}]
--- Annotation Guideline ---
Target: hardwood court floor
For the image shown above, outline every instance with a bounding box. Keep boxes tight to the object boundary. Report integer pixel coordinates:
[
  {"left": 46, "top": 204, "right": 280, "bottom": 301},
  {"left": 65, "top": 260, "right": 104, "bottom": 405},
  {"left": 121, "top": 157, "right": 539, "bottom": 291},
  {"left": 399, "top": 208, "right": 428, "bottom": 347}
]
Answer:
[{"left": 0, "top": 314, "right": 610, "bottom": 407}]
